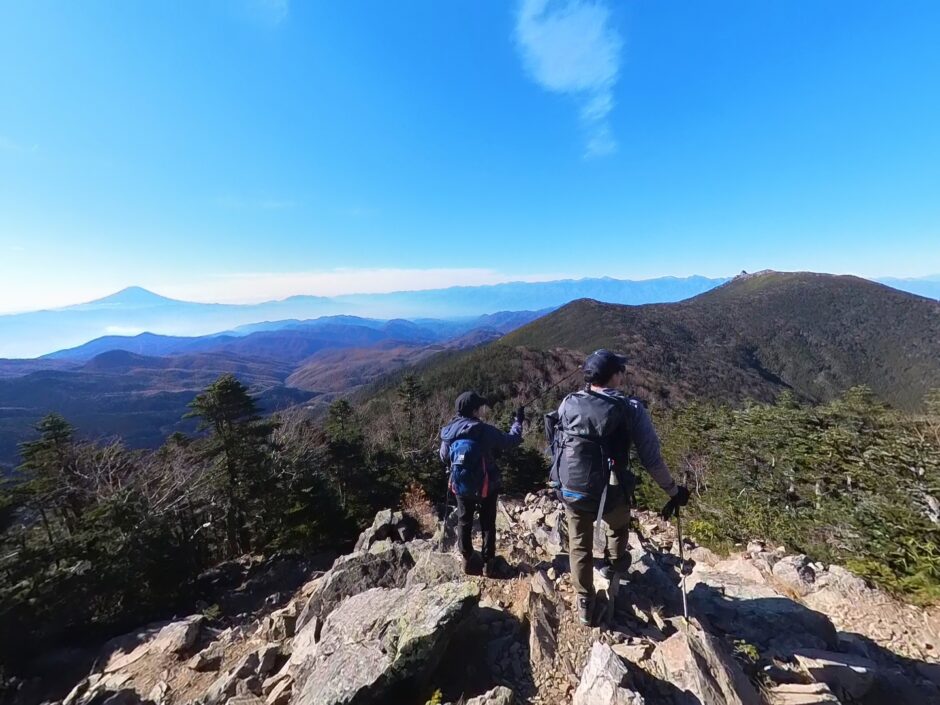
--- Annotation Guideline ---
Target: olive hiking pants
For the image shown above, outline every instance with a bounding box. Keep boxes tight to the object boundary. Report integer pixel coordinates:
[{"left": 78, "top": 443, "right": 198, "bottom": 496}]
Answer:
[{"left": 566, "top": 499, "right": 631, "bottom": 597}]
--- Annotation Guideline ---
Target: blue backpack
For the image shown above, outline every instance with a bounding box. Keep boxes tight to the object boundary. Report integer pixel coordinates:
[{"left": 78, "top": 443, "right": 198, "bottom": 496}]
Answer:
[{"left": 449, "top": 437, "right": 489, "bottom": 498}]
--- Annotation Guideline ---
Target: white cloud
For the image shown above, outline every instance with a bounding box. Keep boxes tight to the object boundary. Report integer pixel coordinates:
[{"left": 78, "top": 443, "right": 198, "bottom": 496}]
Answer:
[
  {"left": 515, "top": 0, "right": 623, "bottom": 157},
  {"left": 158, "top": 268, "right": 567, "bottom": 304}
]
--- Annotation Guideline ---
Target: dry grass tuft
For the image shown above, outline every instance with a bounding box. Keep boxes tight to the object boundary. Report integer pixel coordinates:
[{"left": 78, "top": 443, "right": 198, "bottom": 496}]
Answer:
[{"left": 402, "top": 482, "right": 439, "bottom": 536}]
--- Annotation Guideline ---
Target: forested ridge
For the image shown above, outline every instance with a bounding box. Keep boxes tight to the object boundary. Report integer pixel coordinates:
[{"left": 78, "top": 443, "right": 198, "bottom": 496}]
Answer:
[
  {"left": 499, "top": 272, "right": 940, "bottom": 410},
  {"left": 2, "top": 271, "right": 940, "bottom": 684},
  {"left": 2, "top": 369, "right": 939, "bottom": 679}
]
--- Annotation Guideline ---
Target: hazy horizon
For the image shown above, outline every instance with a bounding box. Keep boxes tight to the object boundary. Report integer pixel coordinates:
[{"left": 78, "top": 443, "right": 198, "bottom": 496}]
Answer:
[
  {"left": 3, "top": 1, "right": 940, "bottom": 313},
  {"left": 1, "top": 270, "right": 939, "bottom": 317}
]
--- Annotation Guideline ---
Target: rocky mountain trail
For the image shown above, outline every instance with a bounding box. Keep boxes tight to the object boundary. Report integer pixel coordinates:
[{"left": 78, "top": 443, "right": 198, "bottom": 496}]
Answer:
[{"left": 23, "top": 491, "right": 940, "bottom": 705}]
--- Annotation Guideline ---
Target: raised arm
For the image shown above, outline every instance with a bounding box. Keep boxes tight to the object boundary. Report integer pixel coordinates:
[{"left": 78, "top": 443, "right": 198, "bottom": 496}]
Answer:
[{"left": 481, "top": 418, "right": 524, "bottom": 450}]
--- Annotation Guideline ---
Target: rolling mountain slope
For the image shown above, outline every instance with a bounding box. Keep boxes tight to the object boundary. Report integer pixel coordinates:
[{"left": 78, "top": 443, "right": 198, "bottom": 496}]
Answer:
[
  {"left": 362, "top": 272, "right": 940, "bottom": 416},
  {"left": 506, "top": 271, "right": 940, "bottom": 409},
  {"left": 286, "top": 343, "right": 447, "bottom": 394}
]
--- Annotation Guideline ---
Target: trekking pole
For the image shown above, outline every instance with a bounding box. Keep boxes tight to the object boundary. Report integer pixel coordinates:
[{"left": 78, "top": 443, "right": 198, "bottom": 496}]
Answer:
[
  {"left": 439, "top": 482, "right": 451, "bottom": 553},
  {"left": 518, "top": 367, "right": 582, "bottom": 410},
  {"left": 676, "top": 507, "right": 689, "bottom": 623}
]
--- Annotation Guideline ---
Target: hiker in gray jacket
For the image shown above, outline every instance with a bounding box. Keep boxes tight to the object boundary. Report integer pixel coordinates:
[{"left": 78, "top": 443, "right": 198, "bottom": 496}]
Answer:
[{"left": 551, "top": 350, "right": 689, "bottom": 625}]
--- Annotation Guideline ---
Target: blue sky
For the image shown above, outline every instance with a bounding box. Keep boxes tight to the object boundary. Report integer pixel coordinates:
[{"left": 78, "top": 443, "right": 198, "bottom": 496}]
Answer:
[{"left": 1, "top": 0, "right": 939, "bottom": 312}]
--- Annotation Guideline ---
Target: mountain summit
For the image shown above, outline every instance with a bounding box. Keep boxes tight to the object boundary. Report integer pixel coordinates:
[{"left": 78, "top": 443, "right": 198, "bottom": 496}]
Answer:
[
  {"left": 81, "top": 287, "right": 180, "bottom": 308},
  {"left": 377, "top": 272, "right": 940, "bottom": 413}
]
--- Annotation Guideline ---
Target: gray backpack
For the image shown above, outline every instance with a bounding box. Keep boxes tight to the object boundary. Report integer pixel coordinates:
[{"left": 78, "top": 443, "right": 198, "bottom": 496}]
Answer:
[{"left": 546, "top": 389, "right": 633, "bottom": 514}]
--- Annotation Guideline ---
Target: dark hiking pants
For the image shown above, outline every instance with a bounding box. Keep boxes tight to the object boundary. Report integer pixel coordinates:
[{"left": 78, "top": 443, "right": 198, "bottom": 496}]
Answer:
[
  {"left": 566, "top": 499, "right": 631, "bottom": 597},
  {"left": 456, "top": 493, "right": 498, "bottom": 562}
]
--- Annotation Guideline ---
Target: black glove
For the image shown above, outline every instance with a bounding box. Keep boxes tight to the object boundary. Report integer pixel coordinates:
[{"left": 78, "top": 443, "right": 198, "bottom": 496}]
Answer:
[
  {"left": 514, "top": 407, "right": 525, "bottom": 424},
  {"left": 659, "top": 485, "right": 690, "bottom": 521}
]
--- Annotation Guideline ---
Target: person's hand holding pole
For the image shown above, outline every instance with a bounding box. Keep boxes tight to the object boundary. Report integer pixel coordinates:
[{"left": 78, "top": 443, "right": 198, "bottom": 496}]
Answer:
[{"left": 659, "top": 485, "right": 690, "bottom": 520}]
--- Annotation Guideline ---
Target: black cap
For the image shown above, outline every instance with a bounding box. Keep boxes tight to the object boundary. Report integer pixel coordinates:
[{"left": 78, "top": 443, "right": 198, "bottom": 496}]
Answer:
[
  {"left": 583, "top": 349, "right": 627, "bottom": 383},
  {"left": 455, "top": 391, "right": 488, "bottom": 417}
]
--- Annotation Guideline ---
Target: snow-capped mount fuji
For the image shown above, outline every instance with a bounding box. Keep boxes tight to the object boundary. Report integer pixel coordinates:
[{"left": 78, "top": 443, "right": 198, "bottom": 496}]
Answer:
[{"left": 75, "top": 286, "right": 183, "bottom": 309}]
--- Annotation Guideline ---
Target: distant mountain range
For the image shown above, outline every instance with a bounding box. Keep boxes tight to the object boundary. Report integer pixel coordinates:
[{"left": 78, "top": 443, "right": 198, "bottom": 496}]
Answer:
[
  {"left": 0, "top": 311, "right": 544, "bottom": 465},
  {"left": 0, "top": 276, "right": 728, "bottom": 358},
  {"left": 875, "top": 275, "right": 940, "bottom": 301},
  {"left": 46, "top": 310, "right": 544, "bottom": 361},
  {"left": 2, "top": 270, "right": 939, "bottom": 467},
  {"left": 359, "top": 271, "right": 940, "bottom": 421},
  {"left": 3, "top": 273, "right": 938, "bottom": 359}
]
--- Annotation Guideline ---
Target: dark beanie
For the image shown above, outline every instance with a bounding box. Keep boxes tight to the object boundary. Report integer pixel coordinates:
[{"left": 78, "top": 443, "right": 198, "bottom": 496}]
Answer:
[{"left": 455, "top": 391, "right": 488, "bottom": 417}]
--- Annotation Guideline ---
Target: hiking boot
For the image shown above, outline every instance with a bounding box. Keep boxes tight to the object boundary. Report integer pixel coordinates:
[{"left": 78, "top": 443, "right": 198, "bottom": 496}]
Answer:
[
  {"left": 463, "top": 553, "right": 484, "bottom": 576},
  {"left": 600, "top": 554, "right": 631, "bottom": 582},
  {"left": 576, "top": 594, "right": 594, "bottom": 627},
  {"left": 483, "top": 556, "right": 507, "bottom": 578}
]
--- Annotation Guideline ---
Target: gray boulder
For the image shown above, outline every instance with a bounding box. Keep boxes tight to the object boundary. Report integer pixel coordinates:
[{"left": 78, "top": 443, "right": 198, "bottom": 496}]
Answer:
[
  {"left": 286, "top": 615, "right": 320, "bottom": 672},
  {"left": 292, "top": 581, "right": 480, "bottom": 705},
  {"left": 519, "top": 507, "right": 544, "bottom": 532},
  {"left": 102, "top": 615, "right": 205, "bottom": 674},
  {"left": 406, "top": 551, "right": 464, "bottom": 587},
  {"left": 202, "top": 659, "right": 253, "bottom": 705},
  {"left": 90, "top": 690, "right": 147, "bottom": 705},
  {"left": 573, "top": 642, "right": 646, "bottom": 705},
  {"left": 772, "top": 555, "right": 817, "bottom": 596},
  {"left": 625, "top": 547, "right": 681, "bottom": 608},
  {"left": 353, "top": 509, "right": 418, "bottom": 552},
  {"left": 495, "top": 501, "right": 515, "bottom": 532},
  {"left": 259, "top": 603, "right": 298, "bottom": 642},
  {"left": 792, "top": 648, "right": 937, "bottom": 705},
  {"left": 611, "top": 640, "right": 654, "bottom": 665},
  {"left": 186, "top": 640, "right": 224, "bottom": 672},
  {"left": 793, "top": 649, "right": 877, "bottom": 701},
  {"left": 149, "top": 615, "right": 203, "bottom": 654},
  {"left": 769, "top": 682, "right": 841, "bottom": 704},
  {"left": 63, "top": 677, "right": 149, "bottom": 705},
  {"left": 687, "top": 566, "right": 837, "bottom": 655},
  {"left": 295, "top": 543, "right": 415, "bottom": 630},
  {"left": 653, "top": 621, "right": 761, "bottom": 705}
]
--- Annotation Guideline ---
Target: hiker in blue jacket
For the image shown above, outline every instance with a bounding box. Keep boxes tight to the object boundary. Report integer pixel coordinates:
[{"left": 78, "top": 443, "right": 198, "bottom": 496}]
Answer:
[{"left": 440, "top": 391, "right": 524, "bottom": 576}]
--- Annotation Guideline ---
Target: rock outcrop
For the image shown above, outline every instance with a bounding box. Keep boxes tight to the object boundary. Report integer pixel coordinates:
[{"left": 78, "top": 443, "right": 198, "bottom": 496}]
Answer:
[
  {"left": 352, "top": 509, "right": 418, "bottom": 553},
  {"left": 652, "top": 621, "right": 761, "bottom": 705},
  {"left": 33, "top": 492, "right": 940, "bottom": 705},
  {"left": 573, "top": 643, "right": 645, "bottom": 705},
  {"left": 295, "top": 544, "right": 415, "bottom": 631},
  {"left": 292, "top": 582, "right": 479, "bottom": 705}
]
